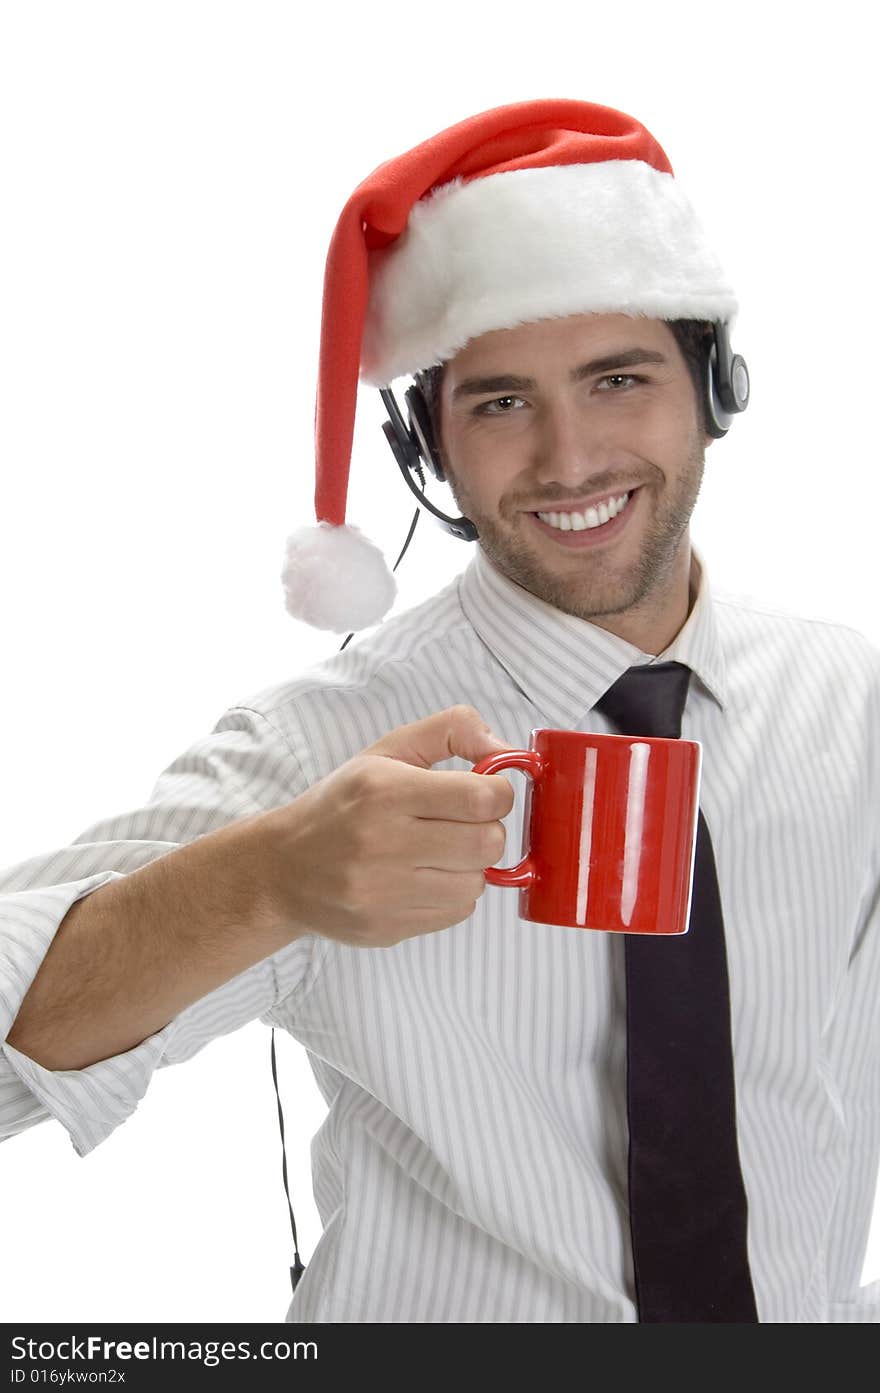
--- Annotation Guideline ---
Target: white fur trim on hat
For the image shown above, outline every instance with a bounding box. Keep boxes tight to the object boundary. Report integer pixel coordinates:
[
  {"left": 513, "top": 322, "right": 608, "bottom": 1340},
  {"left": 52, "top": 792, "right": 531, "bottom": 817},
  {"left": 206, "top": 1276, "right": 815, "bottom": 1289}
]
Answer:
[
  {"left": 281, "top": 522, "right": 397, "bottom": 632},
  {"left": 360, "top": 159, "right": 738, "bottom": 387}
]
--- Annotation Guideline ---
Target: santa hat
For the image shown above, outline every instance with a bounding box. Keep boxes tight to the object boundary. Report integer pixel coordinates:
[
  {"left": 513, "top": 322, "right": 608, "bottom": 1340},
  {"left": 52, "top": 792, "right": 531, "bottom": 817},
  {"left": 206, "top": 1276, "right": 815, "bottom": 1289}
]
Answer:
[{"left": 281, "top": 97, "right": 738, "bottom": 633}]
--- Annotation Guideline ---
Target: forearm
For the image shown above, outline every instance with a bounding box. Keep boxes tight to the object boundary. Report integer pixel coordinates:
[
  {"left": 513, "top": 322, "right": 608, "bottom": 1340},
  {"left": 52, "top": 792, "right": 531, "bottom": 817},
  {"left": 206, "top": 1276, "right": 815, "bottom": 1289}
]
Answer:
[{"left": 5, "top": 810, "right": 301, "bottom": 1072}]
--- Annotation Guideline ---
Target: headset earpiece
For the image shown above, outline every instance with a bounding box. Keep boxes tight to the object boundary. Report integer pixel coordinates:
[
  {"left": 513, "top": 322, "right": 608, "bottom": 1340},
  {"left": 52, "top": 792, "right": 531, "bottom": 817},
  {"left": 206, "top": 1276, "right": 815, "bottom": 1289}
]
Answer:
[
  {"left": 404, "top": 384, "right": 446, "bottom": 482},
  {"left": 705, "top": 321, "right": 750, "bottom": 439}
]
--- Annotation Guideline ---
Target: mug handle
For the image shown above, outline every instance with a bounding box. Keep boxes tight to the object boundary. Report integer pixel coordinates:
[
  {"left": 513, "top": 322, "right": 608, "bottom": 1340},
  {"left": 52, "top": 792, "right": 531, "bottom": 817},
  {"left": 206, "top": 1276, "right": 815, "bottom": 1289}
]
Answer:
[{"left": 470, "top": 748, "right": 546, "bottom": 887}]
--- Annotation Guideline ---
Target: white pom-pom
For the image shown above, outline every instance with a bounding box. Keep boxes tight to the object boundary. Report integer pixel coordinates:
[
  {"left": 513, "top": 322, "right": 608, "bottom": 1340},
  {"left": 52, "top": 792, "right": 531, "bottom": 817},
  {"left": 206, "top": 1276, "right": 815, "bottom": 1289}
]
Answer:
[{"left": 281, "top": 521, "right": 397, "bottom": 632}]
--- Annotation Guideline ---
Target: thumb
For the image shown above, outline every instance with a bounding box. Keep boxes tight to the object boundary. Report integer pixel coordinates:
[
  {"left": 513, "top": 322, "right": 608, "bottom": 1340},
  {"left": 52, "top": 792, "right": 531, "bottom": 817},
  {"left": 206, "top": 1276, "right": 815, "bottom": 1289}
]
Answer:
[{"left": 365, "top": 704, "right": 512, "bottom": 770}]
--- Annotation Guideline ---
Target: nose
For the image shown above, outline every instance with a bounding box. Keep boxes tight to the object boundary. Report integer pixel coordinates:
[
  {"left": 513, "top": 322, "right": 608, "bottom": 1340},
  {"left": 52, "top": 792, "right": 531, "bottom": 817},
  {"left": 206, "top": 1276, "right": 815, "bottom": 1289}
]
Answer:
[{"left": 531, "top": 397, "right": 612, "bottom": 488}]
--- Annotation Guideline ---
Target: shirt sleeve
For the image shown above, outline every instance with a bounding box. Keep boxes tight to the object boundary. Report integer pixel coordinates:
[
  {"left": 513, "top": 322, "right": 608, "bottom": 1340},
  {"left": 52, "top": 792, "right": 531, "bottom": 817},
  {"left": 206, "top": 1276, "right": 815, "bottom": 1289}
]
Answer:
[
  {"left": 0, "top": 704, "right": 319, "bottom": 1158},
  {"left": 825, "top": 656, "right": 880, "bottom": 1323},
  {"left": 823, "top": 856, "right": 880, "bottom": 1322}
]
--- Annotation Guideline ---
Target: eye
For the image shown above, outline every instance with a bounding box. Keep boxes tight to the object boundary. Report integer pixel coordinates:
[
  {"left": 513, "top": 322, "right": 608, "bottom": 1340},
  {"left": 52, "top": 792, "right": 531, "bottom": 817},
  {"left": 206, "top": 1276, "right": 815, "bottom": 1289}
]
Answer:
[
  {"left": 596, "top": 374, "right": 642, "bottom": 391},
  {"left": 473, "top": 395, "right": 526, "bottom": 416}
]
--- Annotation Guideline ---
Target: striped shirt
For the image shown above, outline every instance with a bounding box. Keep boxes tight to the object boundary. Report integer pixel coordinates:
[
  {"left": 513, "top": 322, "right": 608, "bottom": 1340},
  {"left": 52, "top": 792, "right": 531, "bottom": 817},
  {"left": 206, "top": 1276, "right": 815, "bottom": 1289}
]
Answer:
[{"left": 1, "top": 543, "right": 879, "bottom": 1323}]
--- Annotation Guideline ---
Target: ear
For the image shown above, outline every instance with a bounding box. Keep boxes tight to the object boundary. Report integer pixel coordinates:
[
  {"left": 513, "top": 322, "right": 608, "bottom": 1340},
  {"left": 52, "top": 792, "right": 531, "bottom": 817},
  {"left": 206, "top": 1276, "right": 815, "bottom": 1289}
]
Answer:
[{"left": 704, "top": 433, "right": 715, "bottom": 449}]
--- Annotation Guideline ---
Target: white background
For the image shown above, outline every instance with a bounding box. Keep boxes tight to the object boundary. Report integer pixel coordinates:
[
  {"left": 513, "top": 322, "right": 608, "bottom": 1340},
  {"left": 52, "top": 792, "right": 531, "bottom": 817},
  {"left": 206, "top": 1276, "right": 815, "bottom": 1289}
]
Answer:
[{"left": 1, "top": 0, "right": 878, "bottom": 1322}]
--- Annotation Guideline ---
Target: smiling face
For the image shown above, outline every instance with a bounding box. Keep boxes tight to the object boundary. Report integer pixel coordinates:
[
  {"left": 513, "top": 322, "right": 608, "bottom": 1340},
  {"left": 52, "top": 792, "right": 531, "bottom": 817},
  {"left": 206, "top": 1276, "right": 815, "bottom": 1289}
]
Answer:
[{"left": 437, "top": 313, "right": 714, "bottom": 653}]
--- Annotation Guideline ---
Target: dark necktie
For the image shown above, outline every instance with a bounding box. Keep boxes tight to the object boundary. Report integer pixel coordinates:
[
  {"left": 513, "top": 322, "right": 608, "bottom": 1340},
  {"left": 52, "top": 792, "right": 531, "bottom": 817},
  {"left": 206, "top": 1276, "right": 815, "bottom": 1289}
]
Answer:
[{"left": 595, "top": 662, "right": 759, "bottom": 1322}]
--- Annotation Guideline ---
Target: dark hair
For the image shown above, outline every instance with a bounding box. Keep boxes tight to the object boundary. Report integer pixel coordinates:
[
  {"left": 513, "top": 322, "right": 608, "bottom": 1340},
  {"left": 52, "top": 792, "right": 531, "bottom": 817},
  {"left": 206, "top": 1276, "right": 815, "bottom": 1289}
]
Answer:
[{"left": 414, "top": 318, "right": 713, "bottom": 449}]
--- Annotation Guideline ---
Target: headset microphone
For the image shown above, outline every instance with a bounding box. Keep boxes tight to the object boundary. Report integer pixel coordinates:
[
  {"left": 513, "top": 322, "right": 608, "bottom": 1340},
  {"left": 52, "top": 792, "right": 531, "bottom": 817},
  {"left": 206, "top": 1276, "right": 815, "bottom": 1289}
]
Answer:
[{"left": 378, "top": 387, "right": 479, "bottom": 542}]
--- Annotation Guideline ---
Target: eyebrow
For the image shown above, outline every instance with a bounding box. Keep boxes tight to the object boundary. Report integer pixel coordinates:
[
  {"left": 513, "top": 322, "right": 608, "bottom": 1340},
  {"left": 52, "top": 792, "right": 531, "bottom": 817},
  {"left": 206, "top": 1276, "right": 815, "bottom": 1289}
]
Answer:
[{"left": 450, "top": 348, "right": 669, "bottom": 401}]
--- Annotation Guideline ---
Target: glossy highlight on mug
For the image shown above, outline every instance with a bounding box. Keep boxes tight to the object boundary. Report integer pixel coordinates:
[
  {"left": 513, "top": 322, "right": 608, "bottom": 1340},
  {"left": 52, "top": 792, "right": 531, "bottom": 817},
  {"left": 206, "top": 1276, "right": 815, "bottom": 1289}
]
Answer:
[
  {"left": 574, "top": 747, "right": 598, "bottom": 925},
  {"left": 621, "top": 741, "right": 651, "bottom": 927}
]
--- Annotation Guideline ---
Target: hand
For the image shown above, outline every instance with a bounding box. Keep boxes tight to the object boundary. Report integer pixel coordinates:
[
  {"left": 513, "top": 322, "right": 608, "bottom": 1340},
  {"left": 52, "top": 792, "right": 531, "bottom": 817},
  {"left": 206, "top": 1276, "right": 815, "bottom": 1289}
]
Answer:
[{"left": 259, "top": 705, "right": 515, "bottom": 947}]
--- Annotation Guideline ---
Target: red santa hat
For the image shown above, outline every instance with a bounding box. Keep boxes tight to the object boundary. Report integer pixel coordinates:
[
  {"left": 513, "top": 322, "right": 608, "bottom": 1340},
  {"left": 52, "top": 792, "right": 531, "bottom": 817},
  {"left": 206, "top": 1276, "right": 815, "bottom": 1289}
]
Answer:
[{"left": 281, "top": 97, "right": 738, "bottom": 633}]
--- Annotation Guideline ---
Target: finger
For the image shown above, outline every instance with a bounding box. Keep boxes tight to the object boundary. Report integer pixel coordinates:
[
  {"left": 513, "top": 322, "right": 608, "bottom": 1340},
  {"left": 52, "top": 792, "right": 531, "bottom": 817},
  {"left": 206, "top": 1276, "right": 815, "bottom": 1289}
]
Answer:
[
  {"left": 409, "top": 818, "right": 508, "bottom": 872},
  {"left": 390, "top": 765, "right": 516, "bottom": 822}
]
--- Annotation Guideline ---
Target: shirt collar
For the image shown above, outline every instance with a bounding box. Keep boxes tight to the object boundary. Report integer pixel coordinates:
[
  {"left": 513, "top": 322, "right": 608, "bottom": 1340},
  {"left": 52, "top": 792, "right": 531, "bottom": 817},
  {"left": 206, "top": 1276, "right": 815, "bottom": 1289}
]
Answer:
[{"left": 457, "top": 542, "right": 729, "bottom": 730}]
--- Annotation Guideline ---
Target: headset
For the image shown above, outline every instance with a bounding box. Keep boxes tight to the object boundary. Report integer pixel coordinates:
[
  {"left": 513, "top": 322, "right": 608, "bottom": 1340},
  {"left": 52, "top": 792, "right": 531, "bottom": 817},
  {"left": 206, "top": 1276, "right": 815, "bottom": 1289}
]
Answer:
[
  {"left": 705, "top": 320, "right": 750, "bottom": 435},
  {"left": 377, "top": 320, "right": 749, "bottom": 542},
  {"left": 271, "top": 317, "right": 749, "bottom": 1296},
  {"left": 378, "top": 381, "right": 479, "bottom": 541}
]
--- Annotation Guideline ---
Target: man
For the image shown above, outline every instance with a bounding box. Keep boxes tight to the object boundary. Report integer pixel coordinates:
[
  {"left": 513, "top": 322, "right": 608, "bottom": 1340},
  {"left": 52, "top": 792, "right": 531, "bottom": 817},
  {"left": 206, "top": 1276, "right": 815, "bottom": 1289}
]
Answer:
[{"left": 2, "top": 99, "right": 879, "bottom": 1323}]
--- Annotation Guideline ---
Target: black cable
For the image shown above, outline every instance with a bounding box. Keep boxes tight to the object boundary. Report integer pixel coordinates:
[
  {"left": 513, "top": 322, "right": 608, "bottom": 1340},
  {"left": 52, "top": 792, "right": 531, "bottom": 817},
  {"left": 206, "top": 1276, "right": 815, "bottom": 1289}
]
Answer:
[
  {"left": 270, "top": 1027, "right": 306, "bottom": 1293},
  {"left": 272, "top": 495, "right": 424, "bottom": 1295}
]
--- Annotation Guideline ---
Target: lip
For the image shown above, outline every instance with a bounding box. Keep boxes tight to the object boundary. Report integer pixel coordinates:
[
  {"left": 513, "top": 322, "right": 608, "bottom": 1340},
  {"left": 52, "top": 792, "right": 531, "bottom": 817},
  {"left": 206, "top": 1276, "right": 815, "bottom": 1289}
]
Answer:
[
  {"left": 526, "top": 487, "right": 642, "bottom": 549},
  {"left": 524, "top": 485, "right": 640, "bottom": 515}
]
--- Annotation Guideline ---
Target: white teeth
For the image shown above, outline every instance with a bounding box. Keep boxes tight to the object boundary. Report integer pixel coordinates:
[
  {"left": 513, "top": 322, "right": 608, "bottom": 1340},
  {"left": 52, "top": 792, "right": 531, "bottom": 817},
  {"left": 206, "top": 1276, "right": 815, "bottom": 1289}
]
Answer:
[{"left": 537, "top": 492, "right": 631, "bottom": 532}]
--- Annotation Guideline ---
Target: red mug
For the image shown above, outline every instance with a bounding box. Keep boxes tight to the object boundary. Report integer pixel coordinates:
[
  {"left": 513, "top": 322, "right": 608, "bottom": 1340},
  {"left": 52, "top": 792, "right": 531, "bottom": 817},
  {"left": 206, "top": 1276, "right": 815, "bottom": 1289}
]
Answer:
[{"left": 471, "top": 728, "right": 702, "bottom": 933}]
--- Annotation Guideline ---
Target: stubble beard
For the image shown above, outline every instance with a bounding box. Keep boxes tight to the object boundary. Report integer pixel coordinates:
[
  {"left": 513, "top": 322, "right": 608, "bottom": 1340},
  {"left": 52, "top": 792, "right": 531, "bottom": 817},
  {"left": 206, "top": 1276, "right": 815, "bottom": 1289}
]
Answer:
[{"left": 443, "top": 434, "right": 706, "bottom": 625}]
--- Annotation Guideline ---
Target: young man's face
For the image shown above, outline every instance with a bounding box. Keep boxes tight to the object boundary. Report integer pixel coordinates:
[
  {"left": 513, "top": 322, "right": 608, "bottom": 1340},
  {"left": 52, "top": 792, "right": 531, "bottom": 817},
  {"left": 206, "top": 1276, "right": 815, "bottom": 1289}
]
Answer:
[{"left": 438, "top": 313, "right": 713, "bottom": 647}]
